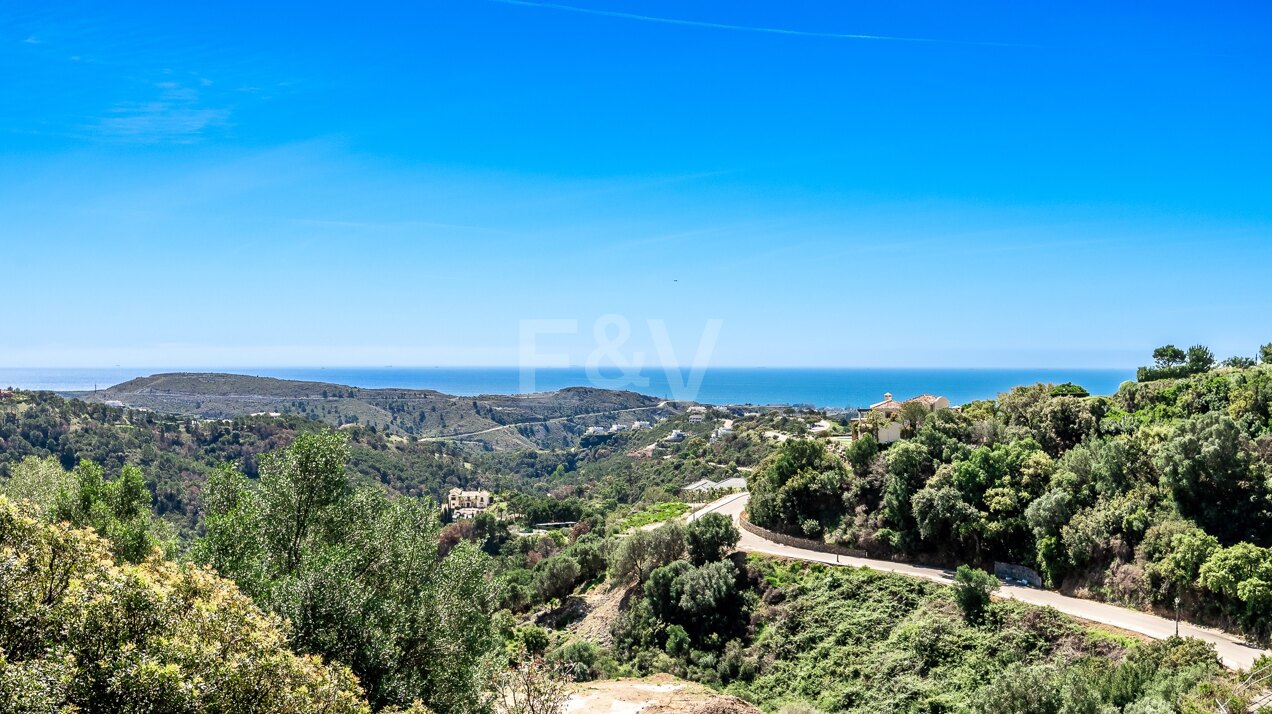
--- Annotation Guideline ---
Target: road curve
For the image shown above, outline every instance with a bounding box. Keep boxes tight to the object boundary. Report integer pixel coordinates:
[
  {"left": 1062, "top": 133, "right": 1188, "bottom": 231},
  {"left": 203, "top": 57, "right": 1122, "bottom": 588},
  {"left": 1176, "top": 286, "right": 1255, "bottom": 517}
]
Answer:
[{"left": 697, "top": 493, "right": 1269, "bottom": 670}]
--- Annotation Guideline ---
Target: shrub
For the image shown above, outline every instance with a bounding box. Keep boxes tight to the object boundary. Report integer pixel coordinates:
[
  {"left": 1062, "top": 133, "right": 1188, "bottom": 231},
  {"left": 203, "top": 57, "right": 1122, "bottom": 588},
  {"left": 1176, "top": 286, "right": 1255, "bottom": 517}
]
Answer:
[
  {"left": 953, "top": 565, "right": 998, "bottom": 623},
  {"left": 537, "top": 556, "right": 581, "bottom": 603},
  {"left": 686, "top": 512, "right": 740, "bottom": 565}
]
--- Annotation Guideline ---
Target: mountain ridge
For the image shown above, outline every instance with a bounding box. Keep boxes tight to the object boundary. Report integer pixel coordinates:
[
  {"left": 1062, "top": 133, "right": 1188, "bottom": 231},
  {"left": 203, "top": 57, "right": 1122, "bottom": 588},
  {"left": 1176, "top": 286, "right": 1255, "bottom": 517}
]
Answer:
[{"left": 74, "top": 372, "right": 681, "bottom": 449}]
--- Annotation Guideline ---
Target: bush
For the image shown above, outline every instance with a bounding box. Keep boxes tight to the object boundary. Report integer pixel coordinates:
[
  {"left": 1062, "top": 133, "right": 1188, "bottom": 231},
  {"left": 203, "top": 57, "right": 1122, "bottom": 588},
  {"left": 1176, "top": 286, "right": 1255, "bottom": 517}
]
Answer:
[
  {"left": 953, "top": 565, "right": 998, "bottom": 623},
  {"left": 548, "top": 640, "right": 600, "bottom": 681},
  {"left": 665, "top": 625, "right": 690, "bottom": 657},
  {"left": 536, "top": 556, "right": 581, "bottom": 603},
  {"left": 685, "top": 512, "right": 740, "bottom": 565},
  {"left": 609, "top": 522, "right": 686, "bottom": 583},
  {"left": 0, "top": 496, "right": 373, "bottom": 713}
]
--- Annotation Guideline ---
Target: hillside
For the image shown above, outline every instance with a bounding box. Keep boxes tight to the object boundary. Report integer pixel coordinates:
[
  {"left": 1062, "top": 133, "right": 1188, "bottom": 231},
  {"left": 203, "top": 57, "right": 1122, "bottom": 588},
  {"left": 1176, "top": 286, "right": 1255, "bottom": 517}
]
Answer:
[{"left": 76, "top": 372, "right": 680, "bottom": 449}]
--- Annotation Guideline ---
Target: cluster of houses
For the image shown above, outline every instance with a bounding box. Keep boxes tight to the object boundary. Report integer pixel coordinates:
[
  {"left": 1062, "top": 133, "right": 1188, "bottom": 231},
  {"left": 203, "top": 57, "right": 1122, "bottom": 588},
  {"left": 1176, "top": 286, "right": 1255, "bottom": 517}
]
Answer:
[{"left": 584, "top": 420, "right": 653, "bottom": 436}]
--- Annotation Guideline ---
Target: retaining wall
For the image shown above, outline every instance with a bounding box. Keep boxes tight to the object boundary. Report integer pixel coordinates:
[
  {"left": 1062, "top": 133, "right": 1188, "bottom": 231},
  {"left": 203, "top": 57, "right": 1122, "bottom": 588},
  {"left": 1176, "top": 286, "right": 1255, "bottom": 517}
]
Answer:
[
  {"left": 740, "top": 514, "right": 868, "bottom": 558},
  {"left": 994, "top": 561, "right": 1043, "bottom": 587}
]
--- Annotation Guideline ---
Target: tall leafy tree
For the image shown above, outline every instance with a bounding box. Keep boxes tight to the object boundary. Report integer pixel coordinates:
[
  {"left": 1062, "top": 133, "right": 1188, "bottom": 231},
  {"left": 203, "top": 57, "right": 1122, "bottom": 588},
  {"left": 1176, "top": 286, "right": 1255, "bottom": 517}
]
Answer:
[
  {"left": 749, "top": 439, "right": 848, "bottom": 536},
  {"left": 685, "top": 512, "right": 739, "bottom": 565},
  {"left": 1156, "top": 413, "right": 1270, "bottom": 545},
  {"left": 196, "top": 431, "right": 497, "bottom": 713},
  {"left": 1, "top": 456, "right": 173, "bottom": 563}
]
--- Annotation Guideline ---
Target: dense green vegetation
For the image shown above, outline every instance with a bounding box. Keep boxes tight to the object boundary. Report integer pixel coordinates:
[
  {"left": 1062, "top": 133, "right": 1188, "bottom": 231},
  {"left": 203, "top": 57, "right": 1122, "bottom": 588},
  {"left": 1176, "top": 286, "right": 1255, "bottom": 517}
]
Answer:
[
  {"left": 3, "top": 360, "right": 1270, "bottom": 713},
  {"left": 750, "top": 347, "right": 1272, "bottom": 642},
  {"left": 0, "top": 494, "right": 425, "bottom": 713},
  {"left": 0, "top": 390, "right": 481, "bottom": 531},
  {"left": 598, "top": 518, "right": 1243, "bottom": 713},
  {"left": 196, "top": 432, "right": 497, "bottom": 712},
  {"left": 617, "top": 501, "right": 692, "bottom": 530}
]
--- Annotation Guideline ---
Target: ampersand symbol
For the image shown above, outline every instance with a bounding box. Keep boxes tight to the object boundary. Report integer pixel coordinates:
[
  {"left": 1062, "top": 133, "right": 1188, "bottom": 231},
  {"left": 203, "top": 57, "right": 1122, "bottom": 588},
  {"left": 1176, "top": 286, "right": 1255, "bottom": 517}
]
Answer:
[{"left": 586, "top": 314, "right": 649, "bottom": 389}]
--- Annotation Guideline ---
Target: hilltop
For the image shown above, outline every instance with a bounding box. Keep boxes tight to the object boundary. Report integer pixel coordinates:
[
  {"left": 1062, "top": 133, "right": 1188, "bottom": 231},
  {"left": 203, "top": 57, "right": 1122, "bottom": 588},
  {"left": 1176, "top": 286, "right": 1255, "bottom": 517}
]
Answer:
[{"left": 75, "top": 372, "right": 680, "bottom": 450}]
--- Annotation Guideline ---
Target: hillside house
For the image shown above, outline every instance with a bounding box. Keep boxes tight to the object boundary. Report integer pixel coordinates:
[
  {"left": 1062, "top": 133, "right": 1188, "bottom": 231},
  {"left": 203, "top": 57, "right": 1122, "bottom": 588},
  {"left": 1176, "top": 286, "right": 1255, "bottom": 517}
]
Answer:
[
  {"left": 446, "top": 488, "right": 492, "bottom": 519},
  {"left": 860, "top": 392, "right": 951, "bottom": 444}
]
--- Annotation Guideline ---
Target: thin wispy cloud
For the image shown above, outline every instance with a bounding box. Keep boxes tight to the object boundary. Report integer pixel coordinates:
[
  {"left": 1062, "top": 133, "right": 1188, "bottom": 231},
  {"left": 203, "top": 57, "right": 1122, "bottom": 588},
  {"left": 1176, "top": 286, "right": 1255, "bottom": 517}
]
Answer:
[
  {"left": 487, "top": 0, "right": 1027, "bottom": 47},
  {"left": 96, "top": 79, "right": 231, "bottom": 143}
]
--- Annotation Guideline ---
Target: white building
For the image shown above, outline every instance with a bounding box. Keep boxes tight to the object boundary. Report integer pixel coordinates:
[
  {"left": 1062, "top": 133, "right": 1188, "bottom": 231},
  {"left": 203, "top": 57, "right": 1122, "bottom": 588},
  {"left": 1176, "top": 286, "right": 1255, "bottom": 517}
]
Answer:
[
  {"left": 446, "top": 488, "right": 492, "bottom": 519},
  {"left": 861, "top": 392, "right": 950, "bottom": 444}
]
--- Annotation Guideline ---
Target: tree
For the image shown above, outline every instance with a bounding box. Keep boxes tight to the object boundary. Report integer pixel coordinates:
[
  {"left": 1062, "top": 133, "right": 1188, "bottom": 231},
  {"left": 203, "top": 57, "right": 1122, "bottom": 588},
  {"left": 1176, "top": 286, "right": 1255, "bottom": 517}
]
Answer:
[
  {"left": 685, "top": 512, "right": 739, "bottom": 565},
  {"left": 1156, "top": 413, "right": 1271, "bottom": 545},
  {"left": 898, "top": 401, "right": 932, "bottom": 435},
  {"left": 0, "top": 458, "right": 174, "bottom": 564},
  {"left": 644, "top": 560, "right": 694, "bottom": 621},
  {"left": 1198, "top": 543, "right": 1272, "bottom": 624},
  {"left": 912, "top": 484, "right": 980, "bottom": 553},
  {"left": 565, "top": 540, "right": 606, "bottom": 582},
  {"left": 844, "top": 432, "right": 878, "bottom": 476},
  {"left": 1034, "top": 397, "right": 1096, "bottom": 456},
  {"left": 953, "top": 565, "right": 998, "bottom": 623},
  {"left": 609, "top": 522, "right": 686, "bottom": 583},
  {"left": 1153, "top": 345, "right": 1186, "bottom": 369},
  {"left": 1049, "top": 382, "right": 1089, "bottom": 398},
  {"left": 536, "top": 555, "right": 581, "bottom": 602},
  {"left": 1224, "top": 356, "right": 1257, "bottom": 369},
  {"left": 0, "top": 455, "right": 73, "bottom": 512},
  {"left": 196, "top": 431, "right": 497, "bottom": 713},
  {"left": 1185, "top": 344, "right": 1216, "bottom": 373},
  {"left": 1261, "top": 343, "right": 1272, "bottom": 365},
  {"left": 748, "top": 439, "right": 849, "bottom": 535},
  {"left": 881, "top": 441, "right": 930, "bottom": 542},
  {"left": 664, "top": 624, "right": 690, "bottom": 656},
  {"left": 674, "top": 560, "right": 740, "bottom": 636}
]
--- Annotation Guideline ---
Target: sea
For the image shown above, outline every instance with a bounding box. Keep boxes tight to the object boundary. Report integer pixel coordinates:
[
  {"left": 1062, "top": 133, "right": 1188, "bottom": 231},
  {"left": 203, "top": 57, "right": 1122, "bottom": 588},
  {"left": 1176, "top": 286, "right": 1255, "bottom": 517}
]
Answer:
[{"left": 0, "top": 367, "right": 1135, "bottom": 409}]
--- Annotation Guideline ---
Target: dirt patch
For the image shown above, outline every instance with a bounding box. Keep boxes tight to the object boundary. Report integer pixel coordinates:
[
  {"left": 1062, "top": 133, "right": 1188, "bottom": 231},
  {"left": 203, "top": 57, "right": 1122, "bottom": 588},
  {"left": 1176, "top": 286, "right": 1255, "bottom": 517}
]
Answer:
[
  {"left": 569, "top": 583, "right": 638, "bottom": 647},
  {"left": 567, "top": 675, "right": 760, "bottom": 714}
]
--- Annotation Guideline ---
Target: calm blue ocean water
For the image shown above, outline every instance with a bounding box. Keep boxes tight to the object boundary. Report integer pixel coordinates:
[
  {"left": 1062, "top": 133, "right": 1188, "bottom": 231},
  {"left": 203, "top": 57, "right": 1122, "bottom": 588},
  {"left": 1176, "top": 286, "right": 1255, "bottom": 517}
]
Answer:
[{"left": 0, "top": 367, "right": 1134, "bottom": 408}]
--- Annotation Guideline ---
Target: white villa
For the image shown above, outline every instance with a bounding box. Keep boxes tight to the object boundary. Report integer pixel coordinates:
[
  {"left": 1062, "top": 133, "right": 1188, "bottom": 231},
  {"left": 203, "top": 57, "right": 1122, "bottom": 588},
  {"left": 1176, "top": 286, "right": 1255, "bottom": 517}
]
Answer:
[
  {"left": 861, "top": 392, "right": 951, "bottom": 444},
  {"left": 446, "top": 488, "right": 492, "bottom": 519}
]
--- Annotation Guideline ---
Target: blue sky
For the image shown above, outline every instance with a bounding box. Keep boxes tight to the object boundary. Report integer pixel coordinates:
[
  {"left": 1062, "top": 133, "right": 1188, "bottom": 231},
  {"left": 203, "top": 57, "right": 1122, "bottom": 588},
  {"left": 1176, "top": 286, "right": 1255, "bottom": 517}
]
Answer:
[{"left": 2, "top": 1, "right": 1270, "bottom": 368}]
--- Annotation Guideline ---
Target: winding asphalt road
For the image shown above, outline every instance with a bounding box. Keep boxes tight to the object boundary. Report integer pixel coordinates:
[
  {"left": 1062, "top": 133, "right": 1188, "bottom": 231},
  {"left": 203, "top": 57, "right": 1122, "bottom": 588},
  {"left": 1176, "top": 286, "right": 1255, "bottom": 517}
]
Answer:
[{"left": 690, "top": 493, "right": 1269, "bottom": 670}]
